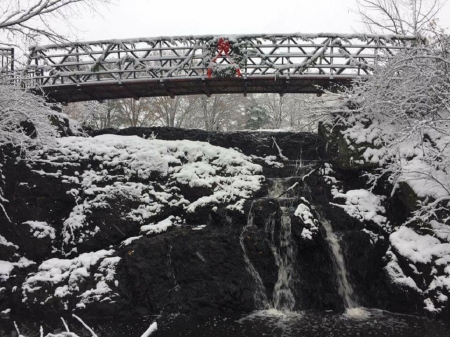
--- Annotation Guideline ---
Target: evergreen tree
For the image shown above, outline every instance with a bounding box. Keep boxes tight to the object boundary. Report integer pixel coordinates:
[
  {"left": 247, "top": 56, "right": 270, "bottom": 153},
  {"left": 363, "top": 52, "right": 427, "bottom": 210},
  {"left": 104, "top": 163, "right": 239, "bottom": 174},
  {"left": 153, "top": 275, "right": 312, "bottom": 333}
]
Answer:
[{"left": 245, "top": 104, "right": 270, "bottom": 130}]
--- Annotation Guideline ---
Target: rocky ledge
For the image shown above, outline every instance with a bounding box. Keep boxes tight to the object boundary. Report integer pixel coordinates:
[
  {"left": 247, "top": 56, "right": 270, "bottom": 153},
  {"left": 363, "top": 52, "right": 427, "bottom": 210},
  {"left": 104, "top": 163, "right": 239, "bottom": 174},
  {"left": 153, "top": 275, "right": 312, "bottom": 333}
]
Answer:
[{"left": 0, "top": 127, "right": 448, "bottom": 321}]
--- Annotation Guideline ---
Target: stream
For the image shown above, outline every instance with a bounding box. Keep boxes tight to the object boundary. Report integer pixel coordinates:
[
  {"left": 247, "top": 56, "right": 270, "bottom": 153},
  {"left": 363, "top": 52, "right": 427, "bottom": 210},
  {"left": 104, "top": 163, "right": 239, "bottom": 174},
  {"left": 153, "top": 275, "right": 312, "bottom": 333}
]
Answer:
[{"left": 2, "top": 309, "right": 450, "bottom": 337}]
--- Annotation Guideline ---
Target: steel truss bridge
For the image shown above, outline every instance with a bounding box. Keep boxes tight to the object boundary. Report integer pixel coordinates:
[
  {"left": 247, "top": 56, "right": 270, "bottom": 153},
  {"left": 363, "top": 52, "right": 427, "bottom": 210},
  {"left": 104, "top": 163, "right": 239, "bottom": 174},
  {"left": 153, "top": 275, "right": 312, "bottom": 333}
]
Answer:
[{"left": 18, "top": 34, "right": 415, "bottom": 103}]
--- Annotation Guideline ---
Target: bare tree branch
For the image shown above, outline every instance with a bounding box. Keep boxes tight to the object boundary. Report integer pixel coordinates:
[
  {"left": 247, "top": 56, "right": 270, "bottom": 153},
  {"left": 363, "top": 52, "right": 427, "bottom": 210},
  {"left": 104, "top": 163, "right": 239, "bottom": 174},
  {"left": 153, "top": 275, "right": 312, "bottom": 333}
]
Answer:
[
  {"left": 0, "top": 0, "right": 112, "bottom": 47},
  {"left": 355, "top": 0, "right": 447, "bottom": 36}
]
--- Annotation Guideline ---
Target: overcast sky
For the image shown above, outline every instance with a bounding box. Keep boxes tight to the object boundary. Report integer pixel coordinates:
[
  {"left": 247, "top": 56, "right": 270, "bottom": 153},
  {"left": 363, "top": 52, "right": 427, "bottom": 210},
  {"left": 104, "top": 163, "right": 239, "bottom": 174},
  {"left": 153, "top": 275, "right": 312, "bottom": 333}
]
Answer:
[{"left": 64, "top": 0, "right": 450, "bottom": 42}]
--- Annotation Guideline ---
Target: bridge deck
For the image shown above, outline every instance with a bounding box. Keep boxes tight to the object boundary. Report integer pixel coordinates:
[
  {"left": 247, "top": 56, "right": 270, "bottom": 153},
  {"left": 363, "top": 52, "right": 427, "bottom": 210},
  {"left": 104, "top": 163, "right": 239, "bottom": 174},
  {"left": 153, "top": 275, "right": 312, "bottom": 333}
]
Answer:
[
  {"left": 20, "top": 34, "right": 416, "bottom": 102},
  {"left": 42, "top": 76, "right": 354, "bottom": 102}
]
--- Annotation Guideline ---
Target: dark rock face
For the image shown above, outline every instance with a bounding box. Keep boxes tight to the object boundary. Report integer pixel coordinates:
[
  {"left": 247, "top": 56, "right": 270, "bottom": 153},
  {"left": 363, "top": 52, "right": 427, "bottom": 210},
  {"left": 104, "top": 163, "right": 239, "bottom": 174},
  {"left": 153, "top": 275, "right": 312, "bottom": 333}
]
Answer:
[
  {"left": 318, "top": 122, "right": 380, "bottom": 171},
  {"left": 0, "top": 126, "right": 445, "bottom": 321},
  {"left": 119, "top": 227, "right": 255, "bottom": 316},
  {"left": 91, "top": 127, "right": 324, "bottom": 161}
]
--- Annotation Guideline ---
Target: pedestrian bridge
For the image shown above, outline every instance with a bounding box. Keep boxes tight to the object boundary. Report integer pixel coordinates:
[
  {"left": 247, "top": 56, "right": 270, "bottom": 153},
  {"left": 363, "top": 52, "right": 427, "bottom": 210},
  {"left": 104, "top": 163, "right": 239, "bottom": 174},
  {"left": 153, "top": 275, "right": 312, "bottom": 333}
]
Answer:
[{"left": 21, "top": 33, "right": 415, "bottom": 103}]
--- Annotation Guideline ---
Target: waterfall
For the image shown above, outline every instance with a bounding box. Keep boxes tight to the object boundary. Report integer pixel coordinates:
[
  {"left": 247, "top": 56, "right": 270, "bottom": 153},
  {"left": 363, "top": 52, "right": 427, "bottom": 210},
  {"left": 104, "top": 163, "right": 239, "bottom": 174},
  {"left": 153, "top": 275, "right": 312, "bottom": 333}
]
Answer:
[
  {"left": 267, "top": 178, "right": 298, "bottom": 311},
  {"left": 240, "top": 178, "right": 299, "bottom": 312},
  {"left": 260, "top": 203, "right": 296, "bottom": 312},
  {"left": 240, "top": 171, "right": 366, "bottom": 317},
  {"left": 271, "top": 206, "right": 296, "bottom": 311},
  {"left": 239, "top": 201, "right": 270, "bottom": 309},
  {"left": 241, "top": 164, "right": 363, "bottom": 315},
  {"left": 320, "top": 216, "right": 358, "bottom": 309}
]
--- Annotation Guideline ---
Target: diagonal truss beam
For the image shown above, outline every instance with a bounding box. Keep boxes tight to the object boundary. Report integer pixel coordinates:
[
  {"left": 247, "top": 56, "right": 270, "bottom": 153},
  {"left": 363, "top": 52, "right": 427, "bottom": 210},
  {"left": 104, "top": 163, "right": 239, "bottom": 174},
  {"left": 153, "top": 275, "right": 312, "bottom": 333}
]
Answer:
[{"left": 19, "top": 33, "right": 418, "bottom": 101}]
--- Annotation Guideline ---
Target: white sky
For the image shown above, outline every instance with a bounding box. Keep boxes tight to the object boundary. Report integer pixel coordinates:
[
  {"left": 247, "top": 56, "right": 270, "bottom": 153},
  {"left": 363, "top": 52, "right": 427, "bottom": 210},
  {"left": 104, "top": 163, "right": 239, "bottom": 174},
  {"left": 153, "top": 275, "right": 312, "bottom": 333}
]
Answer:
[{"left": 63, "top": 0, "right": 450, "bottom": 42}]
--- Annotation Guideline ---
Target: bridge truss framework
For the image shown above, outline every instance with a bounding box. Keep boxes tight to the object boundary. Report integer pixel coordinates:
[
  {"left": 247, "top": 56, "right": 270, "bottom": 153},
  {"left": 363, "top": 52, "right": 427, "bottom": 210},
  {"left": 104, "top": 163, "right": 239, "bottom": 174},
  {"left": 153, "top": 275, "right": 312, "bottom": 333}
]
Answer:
[
  {"left": 22, "top": 34, "right": 416, "bottom": 103},
  {"left": 1, "top": 48, "right": 14, "bottom": 73}
]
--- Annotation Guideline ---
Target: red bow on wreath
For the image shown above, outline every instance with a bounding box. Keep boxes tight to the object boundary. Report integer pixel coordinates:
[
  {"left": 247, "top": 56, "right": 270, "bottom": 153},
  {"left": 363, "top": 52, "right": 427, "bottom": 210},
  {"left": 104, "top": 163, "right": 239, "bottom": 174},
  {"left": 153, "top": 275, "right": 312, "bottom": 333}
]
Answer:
[{"left": 207, "top": 38, "right": 242, "bottom": 78}]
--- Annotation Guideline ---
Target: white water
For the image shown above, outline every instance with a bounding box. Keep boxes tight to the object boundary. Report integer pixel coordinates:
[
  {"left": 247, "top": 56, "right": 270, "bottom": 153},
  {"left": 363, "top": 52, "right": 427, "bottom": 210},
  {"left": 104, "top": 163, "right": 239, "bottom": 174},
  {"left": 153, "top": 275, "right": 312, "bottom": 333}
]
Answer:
[
  {"left": 320, "top": 216, "right": 358, "bottom": 309},
  {"left": 271, "top": 207, "right": 296, "bottom": 311},
  {"left": 239, "top": 201, "right": 270, "bottom": 309},
  {"left": 345, "top": 307, "right": 370, "bottom": 318},
  {"left": 243, "top": 177, "right": 361, "bottom": 314},
  {"left": 240, "top": 178, "right": 299, "bottom": 312},
  {"left": 269, "top": 179, "right": 283, "bottom": 198},
  {"left": 268, "top": 179, "right": 297, "bottom": 312}
]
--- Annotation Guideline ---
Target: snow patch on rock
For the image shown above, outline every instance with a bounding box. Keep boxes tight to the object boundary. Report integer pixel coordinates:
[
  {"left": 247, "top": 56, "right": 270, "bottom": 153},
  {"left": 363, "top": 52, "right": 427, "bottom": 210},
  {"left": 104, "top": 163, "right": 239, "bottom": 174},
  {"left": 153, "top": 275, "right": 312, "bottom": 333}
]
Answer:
[
  {"left": 22, "top": 249, "right": 120, "bottom": 310},
  {"left": 0, "top": 257, "right": 35, "bottom": 282},
  {"left": 32, "top": 135, "right": 263, "bottom": 253},
  {"left": 0, "top": 234, "right": 18, "bottom": 249},
  {"left": 331, "top": 189, "right": 389, "bottom": 230},
  {"left": 0, "top": 261, "right": 14, "bottom": 282},
  {"left": 294, "top": 199, "right": 319, "bottom": 240},
  {"left": 140, "top": 216, "right": 178, "bottom": 235},
  {"left": 387, "top": 226, "right": 450, "bottom": 313},
  {"left": 23, "top": 221, "right": 56, "bottom": 240},
  {"left": 390, "top": 227, "right": 450, "bottom": 265}
]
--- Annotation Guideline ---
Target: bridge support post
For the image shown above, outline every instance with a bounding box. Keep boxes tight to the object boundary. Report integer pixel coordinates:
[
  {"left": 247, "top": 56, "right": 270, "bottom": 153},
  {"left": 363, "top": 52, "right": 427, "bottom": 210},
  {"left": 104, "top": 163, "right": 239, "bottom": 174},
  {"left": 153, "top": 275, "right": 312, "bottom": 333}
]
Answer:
[
  {"left": 280, "top": 78, "right": 289, "bottom": 97},
  {"left": 118, "top": 81, "right": 140, "bottom": 100},
  {"left": 243, "top": 77, "right": 248, "bottom": 97},
  {"left": 202, "top": 79, "right": 211, "bottom": 97},
  {"left": 160, "top": 80, "right": 175, "bottom": 99}
]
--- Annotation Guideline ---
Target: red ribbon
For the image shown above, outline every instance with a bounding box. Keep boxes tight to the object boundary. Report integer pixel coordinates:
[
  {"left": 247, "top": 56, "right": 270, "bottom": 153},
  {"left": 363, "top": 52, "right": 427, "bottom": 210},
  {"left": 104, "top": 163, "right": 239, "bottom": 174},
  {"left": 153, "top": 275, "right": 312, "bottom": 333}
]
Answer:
[{"left": 207, "top": 38, "right": 242, "bottom": 78}]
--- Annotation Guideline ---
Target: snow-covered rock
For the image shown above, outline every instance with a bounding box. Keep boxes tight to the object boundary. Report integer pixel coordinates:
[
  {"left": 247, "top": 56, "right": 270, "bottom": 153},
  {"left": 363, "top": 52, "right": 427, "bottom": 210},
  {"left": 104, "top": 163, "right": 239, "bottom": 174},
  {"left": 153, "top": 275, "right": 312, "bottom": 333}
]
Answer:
[{"left": 28, "top": 135, "right": 264, "bottom": 254}]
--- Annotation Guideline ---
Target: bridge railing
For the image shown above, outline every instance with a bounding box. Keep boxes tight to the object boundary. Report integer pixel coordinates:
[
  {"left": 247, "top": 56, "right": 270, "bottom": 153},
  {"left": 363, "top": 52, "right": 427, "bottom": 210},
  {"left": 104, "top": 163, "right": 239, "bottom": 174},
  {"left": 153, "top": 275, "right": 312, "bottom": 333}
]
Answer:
[
  {"left": 23, "top": 34, "right": 417, "bottom": 89},
  {"left": 0, "top": 48, "right": 14, "bottom": 73}
]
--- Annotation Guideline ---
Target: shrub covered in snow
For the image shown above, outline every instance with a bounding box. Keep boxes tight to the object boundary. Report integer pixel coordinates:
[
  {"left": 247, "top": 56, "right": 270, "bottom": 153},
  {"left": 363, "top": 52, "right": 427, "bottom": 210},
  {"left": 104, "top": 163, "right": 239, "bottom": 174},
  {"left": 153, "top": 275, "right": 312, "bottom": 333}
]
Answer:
[{"left": 0, "top": 76, "right": 58, "bottom": 152}]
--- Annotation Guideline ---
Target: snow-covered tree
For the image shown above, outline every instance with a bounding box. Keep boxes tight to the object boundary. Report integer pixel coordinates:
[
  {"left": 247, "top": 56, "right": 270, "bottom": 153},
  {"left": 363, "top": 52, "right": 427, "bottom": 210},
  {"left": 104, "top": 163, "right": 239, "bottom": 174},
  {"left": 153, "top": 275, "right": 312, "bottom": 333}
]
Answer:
[
  {"left": 0, "top": 75, "right": 57, "bottom": 151},
  {"left": 63, "top": 100, "right": 121, "bottom": 129},
  {"left": 0, "top": 0, "right": 113, "bottom": 153},
  {"left": 330, "top": 28, "right": 450, "bottom": 226},
  {"left": 196, "top": 95, "right": 237, "bottom": 131},
  {"left": 244, "top": 103, "right": 270, "bottom": 130},
  {"left": 0, "top": 0, "right": 111, "bottom": 47},
  {"left": 288, "top": 94, "right": 339, "bottom": 132},
  {"left": 250, "top": 93, "right": 332, "bottom": 131},
  {"left": 257, "top": 93, "right": 288, "bottom": 129}
]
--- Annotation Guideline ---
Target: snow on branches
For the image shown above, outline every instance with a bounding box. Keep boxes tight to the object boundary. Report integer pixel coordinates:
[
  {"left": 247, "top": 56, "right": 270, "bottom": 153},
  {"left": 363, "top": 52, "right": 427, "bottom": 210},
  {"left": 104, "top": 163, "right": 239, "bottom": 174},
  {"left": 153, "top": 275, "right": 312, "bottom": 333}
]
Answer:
[
  {"left": 331, "top": 34, "right": 450, "bottom": 228},
  {"left": 0, "top": 0, "right": 111, "bottom": 46},
  {"left": 323, "top": 32, "right": 450, "bottom": 313},
  {"left": 0, "top": 76, "right": 58, "bottom": 152}
]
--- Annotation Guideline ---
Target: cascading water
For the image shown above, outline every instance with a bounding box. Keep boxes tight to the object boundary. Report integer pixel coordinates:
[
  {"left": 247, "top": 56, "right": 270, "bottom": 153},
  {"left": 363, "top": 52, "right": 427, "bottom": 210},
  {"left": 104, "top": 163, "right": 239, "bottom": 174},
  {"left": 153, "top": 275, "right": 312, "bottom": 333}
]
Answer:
[
  {"left": 319, "top": 216, "right": 358, "bottom": 310},
  {"left": 241, "top": 162, "right": 361, "bottom": 315},
  {"left": 271, "top": 206, "right": 296, "bottom": 311},
  {"left": 239, "top": 177, "right": 299, "bottom": 312},
  {"left": 239, "top": 202, "right": 270, "bottom": 309},
  {"left": 267, "top": 179, "right": 297, "bottom": 312}
]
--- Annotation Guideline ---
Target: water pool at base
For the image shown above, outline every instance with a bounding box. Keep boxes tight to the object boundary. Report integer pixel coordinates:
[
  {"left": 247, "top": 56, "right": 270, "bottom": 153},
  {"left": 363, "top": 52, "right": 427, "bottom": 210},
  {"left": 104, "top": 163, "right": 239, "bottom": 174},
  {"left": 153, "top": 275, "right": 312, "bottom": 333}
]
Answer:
[{"left": 2, "top": 308, "right": 450, "bottom": 337}]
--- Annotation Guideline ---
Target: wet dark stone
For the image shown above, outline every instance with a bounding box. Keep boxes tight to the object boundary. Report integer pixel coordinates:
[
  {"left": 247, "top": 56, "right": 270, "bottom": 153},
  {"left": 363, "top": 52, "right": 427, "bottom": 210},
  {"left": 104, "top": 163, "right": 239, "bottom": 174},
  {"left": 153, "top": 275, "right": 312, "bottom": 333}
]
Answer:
[{"left": 118, "top": 226, "right": 255, "bottom": 316}]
